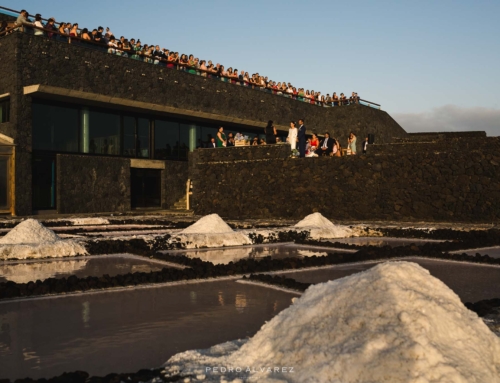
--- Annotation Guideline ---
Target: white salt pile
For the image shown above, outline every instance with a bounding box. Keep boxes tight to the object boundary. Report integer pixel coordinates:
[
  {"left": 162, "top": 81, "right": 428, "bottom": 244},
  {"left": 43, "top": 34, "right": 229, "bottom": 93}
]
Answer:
[
  {"left": 0, "top": 218, "right": 60, "bottom": 245},
  {"left": 0, "top": 219, "right": 87, "bottom": 260},
  {"left": 293, "top": 212, "right": 355, "bottom": 239},
  {"left": 67, "top": 217, "right": 110, "bottom": 226},
  {"left": 180, "top": 214, "right": 234, "bottom": 234},
  {"left": 163, "top": 262, "right": 500, "bottom": 382},
  {"left": 173, "top": 214, "right": 252, "bottom": 249}
]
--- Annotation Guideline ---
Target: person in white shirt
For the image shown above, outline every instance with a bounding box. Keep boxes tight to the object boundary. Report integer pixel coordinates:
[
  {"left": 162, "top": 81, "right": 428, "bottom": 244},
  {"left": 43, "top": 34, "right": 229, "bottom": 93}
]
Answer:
[{"left": 287, "top": 121, "right": 298, "bottom": 150}]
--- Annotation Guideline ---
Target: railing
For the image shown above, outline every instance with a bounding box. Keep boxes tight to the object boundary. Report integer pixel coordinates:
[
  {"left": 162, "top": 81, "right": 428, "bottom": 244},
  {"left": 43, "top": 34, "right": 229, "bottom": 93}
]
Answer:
[
  {"left": 0, "top": 6, "right": 382, "bottom": 110},
  {"left": 186, "top": 179, "right": 192, "bottom": 210}
]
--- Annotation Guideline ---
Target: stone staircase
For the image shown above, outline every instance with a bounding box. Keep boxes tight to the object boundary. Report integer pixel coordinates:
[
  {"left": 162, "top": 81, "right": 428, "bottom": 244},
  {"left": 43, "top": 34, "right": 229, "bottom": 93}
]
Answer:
[{"left": 172, "top": 195, "right": 188, "bottom": 210}]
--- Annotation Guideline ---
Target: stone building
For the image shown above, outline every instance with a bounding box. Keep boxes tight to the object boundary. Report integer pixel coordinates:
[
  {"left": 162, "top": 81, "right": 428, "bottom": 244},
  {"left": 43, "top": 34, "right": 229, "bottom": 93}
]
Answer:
[{"left": 0, "top": 18, "right": 407, "bottom": 216}]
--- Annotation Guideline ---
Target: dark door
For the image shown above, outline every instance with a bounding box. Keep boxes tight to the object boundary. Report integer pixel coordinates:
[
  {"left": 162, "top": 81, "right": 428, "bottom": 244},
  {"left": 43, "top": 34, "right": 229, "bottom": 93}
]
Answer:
[
  {"left": 0, "top": 156, "right": 9, "bottom": 210},
  {"left": 131, "top": 168, "right": 161, "bottom": 208},
  {"left": 32, "top": 155, "right": 56, "bottom": 210}
]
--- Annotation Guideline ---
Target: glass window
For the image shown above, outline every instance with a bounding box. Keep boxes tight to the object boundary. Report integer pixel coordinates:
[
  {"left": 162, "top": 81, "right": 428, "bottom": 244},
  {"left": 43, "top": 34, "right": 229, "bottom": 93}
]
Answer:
[
  {"left": 32, "top": 102, "right": 79, "bottom": 152},
  {"left": 0, "top": 99, "right": 9, "bottom": 123},
  {"left": 154, "top": 120, "right": 179, "bottom": 160},
  {"left": 201, "top": 127, "right": 218, "bottom": 148},
  {"left": 137, "top": 118, "right": 150, "bottom": 158},
  {"left": 179, "top": 124, "right": 192, "bottom": 160},
  {"left": 123, "top": 116, "right": 136, "bottom": 157},
  {"left": 88, "top": 111, "right": 121, "bottom": 155}
]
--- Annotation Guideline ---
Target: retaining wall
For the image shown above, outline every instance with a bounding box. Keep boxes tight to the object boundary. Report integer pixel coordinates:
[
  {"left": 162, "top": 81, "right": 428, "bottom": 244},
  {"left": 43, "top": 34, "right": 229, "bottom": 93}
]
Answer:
[{"left": 190, "top": 138, "right": 500, "bottom": 222}]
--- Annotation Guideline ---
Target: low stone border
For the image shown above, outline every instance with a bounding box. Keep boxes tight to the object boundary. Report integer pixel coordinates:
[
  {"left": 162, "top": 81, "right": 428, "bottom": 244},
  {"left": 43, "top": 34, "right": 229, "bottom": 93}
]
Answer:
[
  {"left": 242, "top": 274, "right": 311, "bottom": 292},
  {"left": 2, "top": 367, "right": 176, "bottom": 383}
]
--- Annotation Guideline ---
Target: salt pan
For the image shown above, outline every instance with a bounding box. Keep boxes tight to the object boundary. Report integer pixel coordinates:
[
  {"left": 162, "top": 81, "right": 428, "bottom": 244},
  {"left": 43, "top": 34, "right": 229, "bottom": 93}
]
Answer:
[{"left": 164, "top": 261, "right": 500, "bottom": 382}]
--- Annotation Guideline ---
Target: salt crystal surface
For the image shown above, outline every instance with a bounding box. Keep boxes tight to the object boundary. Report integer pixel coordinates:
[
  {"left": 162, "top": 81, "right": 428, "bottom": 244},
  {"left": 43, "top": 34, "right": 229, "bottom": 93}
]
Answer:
[
  {"left": 67, "top": 217, "right": 110, "bottom": 225},
  {"left": 173, "top": 214, "right": 252, "bottom": 248},
  {"left": 180, "top": 214, "right": 234, "bottom": 234},
  {"left": 294, "top": 212, "right": 336, "bottom": 228},
  {"left": 0, "top": 219, "right": 59, "bottom": 245},
  {"left": 0, "top": 219, "right": 87, "bottom": 260},
  {"left": 293, "top": 212, "right": 354, "bottom": 239},
  {"left": 164, "top": 262, "right": 500, "bottom": 382}
]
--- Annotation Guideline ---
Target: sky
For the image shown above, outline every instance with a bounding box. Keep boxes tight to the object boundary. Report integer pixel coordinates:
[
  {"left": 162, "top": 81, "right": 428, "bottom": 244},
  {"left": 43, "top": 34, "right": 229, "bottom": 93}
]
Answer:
[{"left": 4, "top": 0, "right": 500, "bottom": 136}]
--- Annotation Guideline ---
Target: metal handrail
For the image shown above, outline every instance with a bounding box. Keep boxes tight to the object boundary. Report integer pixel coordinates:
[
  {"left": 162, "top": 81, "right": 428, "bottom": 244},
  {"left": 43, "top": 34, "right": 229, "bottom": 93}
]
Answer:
[{"left": 0, "top": 5, "right": 382, "bottom": 109}]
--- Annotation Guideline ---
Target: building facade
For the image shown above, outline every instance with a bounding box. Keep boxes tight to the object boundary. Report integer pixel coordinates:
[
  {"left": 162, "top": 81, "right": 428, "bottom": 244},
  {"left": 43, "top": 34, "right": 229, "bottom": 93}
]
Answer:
[{"left": 0, "top": 30, "right": 407, "bottom": 216}]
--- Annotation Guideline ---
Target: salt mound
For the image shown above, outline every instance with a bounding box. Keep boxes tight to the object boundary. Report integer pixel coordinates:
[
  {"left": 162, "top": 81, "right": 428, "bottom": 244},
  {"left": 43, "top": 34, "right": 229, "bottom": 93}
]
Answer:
[
  {"left": 173, "top": 214, "right": 252, "bottom": 248},
  {"left": 0, "top": 219, "right": 60, "bottom": 245},
  {"left": 294, "top": 212, "right": 336, "bottom": 228},
  {"left": 0, "top": 219, "right": 87, "bottom": 260},
  {"left": 293, "top": 212, "right": 354, "bottom": 239},
  {"left": 180, "top": 214, "right": 234, "bottom": 234},
  {"left": 164, "top": 262, "right": 500, "bottom": 382}
]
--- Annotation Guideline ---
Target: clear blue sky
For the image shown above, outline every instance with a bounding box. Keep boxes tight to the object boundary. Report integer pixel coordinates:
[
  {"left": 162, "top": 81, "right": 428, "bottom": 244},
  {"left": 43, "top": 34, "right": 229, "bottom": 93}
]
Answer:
[{"left": 4, "top": 0, "right": 500, "bottom": 135}]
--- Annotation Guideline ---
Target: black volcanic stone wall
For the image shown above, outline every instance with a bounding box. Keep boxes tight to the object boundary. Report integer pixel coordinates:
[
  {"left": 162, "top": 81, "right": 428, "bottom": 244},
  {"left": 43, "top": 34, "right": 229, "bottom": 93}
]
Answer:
[
  {"left": 0, "top": 34, "right": 32, "bottom": 215},
  {"left": 0, "top": 13, "right": 16, "bottom": 23},
  {"left": 191, "top": 144, "right": 290, "bottom": 163},
  {"left": 370, "top": 137, "right": 500, "bottom": 156},
  {"left": 57, "top": 154, "right": 130, "bottom": 214},
  {"left": 190, "top": 142, "right": 500, "bottom": 222},
  {"left": 164, "top": 161, "right": 189, "bottom": 208}
]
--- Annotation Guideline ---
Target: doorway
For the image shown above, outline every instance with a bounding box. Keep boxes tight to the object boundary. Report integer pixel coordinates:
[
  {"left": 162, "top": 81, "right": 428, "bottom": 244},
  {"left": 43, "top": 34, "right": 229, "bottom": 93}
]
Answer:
[
  {"left": 131, "top": 168, "right": 161, "bottom": 208},
  {"left": 32, "top": 155, "right": 56, "bottom": 210}
]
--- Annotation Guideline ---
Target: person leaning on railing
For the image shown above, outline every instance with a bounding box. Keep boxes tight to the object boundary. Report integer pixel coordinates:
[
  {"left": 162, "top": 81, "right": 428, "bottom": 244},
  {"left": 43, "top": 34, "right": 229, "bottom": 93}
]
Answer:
[
  {"left": 14, "top": 9, "right": 30, "bottom": 32},
  {"left": 5, "top": 6, "right": 380, "bottom": 109},
  {"left": 33, "top": 14, "right": 44, "bottom": 36}
]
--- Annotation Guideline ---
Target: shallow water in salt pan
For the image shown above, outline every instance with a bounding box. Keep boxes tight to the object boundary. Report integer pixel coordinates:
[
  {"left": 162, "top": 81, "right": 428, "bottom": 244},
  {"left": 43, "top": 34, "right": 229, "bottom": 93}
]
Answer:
[
  {"left": 328, "top": 236, "right": 444, "bottom": 247},
  {"left": 0, "top": 255, "right": 169, "bottom": 283},
  {"left": 278, "top": 257, "right": 500, "bottom": 302},
  {"left": 459, "top": 246, "right": 500, "bottom": 259},
  {"left": 164, "top": 243, "right": 347, "bottom": 265},
  {"left": 0, "top": 281, "right": 294, "bottom": 379}
]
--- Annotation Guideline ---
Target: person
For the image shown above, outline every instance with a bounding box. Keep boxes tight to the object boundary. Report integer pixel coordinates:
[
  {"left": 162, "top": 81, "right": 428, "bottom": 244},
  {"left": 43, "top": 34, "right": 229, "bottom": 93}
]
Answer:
[
  {"left": 316, "top": 132, "right": 334, "bottom": 156},
  {"left": 287, "top": 121, "right": 298, "bottom": 150},
  {"left": 95, "top": 26, "right": 104, "bottom": 44},
  {"left": 306, "top": 133, "right": 319, "bottom": 157},
  {"left": 348, "top": 132, "right": 357, "bottom": 155},
  {"left": 332, "top": 92, "right": 339, "bottom": 107},
  {"left": 251, "top": 137, "right": 259, "bottom": 146},
  {"left": 330, "top": 139, "right": 341, "bottom": 157},
  {"left": 15, "top": 10, "right": 30, "bottom": 32},
  {"left": 260, "top": 138, "right": 267, "bottom": 145},
  {"left": 216, "top": 126, "right": 227, "bottom": 147},
  {"left": 297, "top": 119, "right": 306, "bottom": 158},
  {"left": 362, "top": 136, "right": 369, "bottom": 154},
  {"left": 227, "top": 132, "right": 235, "bottom": 147},
  {"left": 33, "top": 14, "right": 44, "bottom": 36},
  {"left": 207, "top": 137, "right": 217, "bottom": 148},
  {"left": 81, "top": 28, "right": 91, "bottom": 40},
  {"left": 264, "top": 120, "right": 277, "bottom": 144}
]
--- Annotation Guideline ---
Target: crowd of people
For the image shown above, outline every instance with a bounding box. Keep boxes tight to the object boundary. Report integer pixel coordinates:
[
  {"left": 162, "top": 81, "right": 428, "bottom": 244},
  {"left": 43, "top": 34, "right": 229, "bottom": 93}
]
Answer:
[
  {"left": 7, "top": 9, "right": 364, "bottom": 107},
  {"left": 205, "top": 120, "right": 369, "bottom": 158}
]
